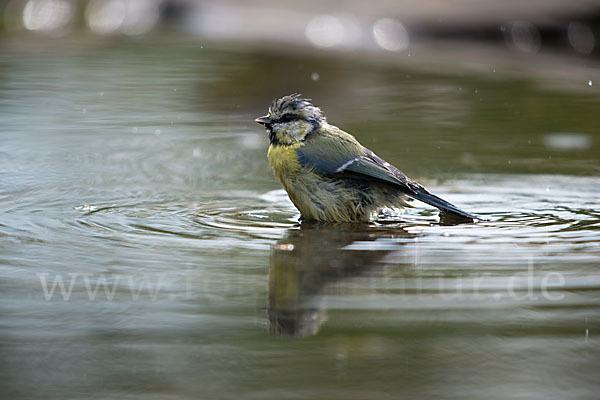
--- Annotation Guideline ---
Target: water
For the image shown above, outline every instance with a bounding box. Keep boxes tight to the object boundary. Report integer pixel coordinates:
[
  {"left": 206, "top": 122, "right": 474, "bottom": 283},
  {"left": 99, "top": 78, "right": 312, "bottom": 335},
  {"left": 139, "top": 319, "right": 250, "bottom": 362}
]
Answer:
[{"left": 1, "top": 35, "right": 599, "bottom": 399}]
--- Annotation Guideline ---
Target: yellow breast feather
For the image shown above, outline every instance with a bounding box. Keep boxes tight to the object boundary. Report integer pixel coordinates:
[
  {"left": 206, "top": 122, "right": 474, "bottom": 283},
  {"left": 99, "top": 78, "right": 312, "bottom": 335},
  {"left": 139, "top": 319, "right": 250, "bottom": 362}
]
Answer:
[
  {"left": 268, "top": 142, "right": 375, "bottom": 222},
  {"left": 267, "top": 143, "right": 303, "bottom": 183}
]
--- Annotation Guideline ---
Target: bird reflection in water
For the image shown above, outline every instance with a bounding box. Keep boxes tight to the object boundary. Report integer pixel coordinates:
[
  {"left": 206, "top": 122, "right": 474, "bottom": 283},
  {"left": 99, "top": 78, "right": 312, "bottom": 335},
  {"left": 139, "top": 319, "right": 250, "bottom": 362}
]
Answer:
[{"left": 267, "top": 222, "right": 415, "bottom": 337}]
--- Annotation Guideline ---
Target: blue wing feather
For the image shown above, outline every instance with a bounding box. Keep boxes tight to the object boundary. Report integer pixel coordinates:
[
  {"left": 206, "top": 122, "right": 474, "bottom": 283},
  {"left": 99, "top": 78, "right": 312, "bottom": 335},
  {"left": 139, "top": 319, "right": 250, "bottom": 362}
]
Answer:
[{"left": 296, "top": 145, "right": 478, "bottom": 221}]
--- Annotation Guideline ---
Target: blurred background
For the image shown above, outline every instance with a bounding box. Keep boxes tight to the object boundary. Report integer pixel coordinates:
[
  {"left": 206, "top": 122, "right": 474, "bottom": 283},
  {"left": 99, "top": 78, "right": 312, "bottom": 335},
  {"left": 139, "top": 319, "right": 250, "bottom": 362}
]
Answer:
[
  {"left": 3, "top": 0, "right": 600, "bottom": 58},
  {"left": 1, "top": 1, "right": 600, "bottom": 400},
  {"left": 3, "top": 0, "right": 599, "bottom": 172},
  {"left": 2, "top": 0, "right": 600, "bottom": 95}
]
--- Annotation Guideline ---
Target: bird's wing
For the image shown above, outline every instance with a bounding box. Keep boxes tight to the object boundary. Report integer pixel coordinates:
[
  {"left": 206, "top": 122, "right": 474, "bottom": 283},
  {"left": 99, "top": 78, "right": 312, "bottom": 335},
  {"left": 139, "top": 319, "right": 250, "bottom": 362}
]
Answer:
[{"left": 296, "top": 141, "right": 477, "bottom": 221}]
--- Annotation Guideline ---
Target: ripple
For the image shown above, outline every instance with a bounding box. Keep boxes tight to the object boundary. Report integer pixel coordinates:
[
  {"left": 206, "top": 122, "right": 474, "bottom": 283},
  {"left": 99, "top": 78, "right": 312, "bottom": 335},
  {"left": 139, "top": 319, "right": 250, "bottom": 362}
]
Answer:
[
  {"left": 3, "top": 176, "right": 599, "bottom": 257},
  {"left": 69, "top": 192, "right": 299, "bottom": 250}
]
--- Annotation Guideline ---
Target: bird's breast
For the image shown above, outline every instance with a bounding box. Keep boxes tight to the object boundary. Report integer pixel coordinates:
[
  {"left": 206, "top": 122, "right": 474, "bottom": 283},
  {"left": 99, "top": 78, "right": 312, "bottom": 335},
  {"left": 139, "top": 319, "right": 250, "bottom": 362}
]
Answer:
[{"left": 267, "top": 143, "right": 303, "bottom": 182}]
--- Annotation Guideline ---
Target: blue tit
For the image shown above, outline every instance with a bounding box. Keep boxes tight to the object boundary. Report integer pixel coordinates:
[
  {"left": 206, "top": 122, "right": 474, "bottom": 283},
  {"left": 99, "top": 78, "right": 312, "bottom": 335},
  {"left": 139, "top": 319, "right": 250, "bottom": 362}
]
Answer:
[{"left": 255, "top": 94, "right": 479, "bottom": 223}]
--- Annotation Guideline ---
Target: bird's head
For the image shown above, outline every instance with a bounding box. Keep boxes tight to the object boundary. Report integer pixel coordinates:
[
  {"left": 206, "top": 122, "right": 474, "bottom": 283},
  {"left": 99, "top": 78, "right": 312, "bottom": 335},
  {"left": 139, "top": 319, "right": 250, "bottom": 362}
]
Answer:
[{"left": 255, "top": 94, "right": 325, "bottom": 146}]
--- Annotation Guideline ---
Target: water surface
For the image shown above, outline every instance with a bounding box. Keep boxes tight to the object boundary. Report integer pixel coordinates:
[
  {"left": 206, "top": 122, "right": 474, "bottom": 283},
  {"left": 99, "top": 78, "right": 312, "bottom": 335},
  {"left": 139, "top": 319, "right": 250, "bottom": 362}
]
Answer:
[{"left": 1, "top": 35, "right": 599, "bottom": 399}]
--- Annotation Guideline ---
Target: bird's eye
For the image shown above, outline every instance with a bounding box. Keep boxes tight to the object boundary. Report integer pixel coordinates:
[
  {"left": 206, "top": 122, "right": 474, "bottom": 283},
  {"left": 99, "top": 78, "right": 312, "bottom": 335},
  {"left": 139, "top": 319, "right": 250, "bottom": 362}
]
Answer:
[{"left": 278, "top": 114, "right": 296, "bottom": 123}]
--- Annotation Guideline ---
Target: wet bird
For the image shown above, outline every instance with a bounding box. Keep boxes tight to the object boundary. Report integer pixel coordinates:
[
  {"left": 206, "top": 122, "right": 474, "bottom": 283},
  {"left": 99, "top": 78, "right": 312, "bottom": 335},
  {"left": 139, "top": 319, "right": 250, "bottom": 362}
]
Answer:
[{"left": 255, "top": 94, "right": 479, "bottom": 223}]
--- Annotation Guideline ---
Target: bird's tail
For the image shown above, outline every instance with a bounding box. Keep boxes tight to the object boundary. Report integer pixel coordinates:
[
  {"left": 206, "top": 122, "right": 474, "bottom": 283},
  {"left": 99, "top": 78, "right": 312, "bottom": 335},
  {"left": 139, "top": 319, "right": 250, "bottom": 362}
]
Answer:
[{"left": 408, "top": 186, "right": 479, "bottom": 221}]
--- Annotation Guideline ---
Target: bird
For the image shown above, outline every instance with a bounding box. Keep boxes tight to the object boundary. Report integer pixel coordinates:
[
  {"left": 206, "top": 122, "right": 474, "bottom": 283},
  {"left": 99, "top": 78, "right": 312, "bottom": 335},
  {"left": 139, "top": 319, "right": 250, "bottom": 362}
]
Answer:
[{"left": 255, "top": 94, "right": 480, "bottom": 223}]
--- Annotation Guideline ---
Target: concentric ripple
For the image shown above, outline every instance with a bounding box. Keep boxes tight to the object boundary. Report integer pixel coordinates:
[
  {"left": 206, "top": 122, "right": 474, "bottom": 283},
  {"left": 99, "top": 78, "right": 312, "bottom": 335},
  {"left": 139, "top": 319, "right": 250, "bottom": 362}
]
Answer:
[{"left": 68, "top": 191, "right": 299, "bottom": 251}]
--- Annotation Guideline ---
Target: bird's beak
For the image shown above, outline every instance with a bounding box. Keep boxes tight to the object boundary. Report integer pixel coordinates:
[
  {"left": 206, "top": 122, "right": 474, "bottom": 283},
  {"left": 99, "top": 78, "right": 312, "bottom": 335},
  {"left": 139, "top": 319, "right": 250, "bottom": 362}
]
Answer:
[{"left": 255, "top": 115, "right": 272, "bottom": 126}]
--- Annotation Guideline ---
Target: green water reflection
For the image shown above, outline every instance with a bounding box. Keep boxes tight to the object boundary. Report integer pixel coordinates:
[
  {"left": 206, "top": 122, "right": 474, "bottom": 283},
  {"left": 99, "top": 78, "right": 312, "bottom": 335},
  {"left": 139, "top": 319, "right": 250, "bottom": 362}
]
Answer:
[{"left": 268, "top": 224, "right": 414, "bottom": 337}]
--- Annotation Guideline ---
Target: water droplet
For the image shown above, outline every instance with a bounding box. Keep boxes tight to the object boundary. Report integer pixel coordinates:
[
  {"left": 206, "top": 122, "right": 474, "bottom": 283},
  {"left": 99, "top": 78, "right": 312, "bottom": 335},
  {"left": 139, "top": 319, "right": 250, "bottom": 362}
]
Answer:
[
  {"left": 154, "top": 129, "right": 161, "bottom": 135},
  {"left": 23, "top": 0, "right": 73, "bottom": 32},
  {"left": 275, "top": 243, "right": 295, "bottom": 251},
  {"left": 568, "top": 22, "right": 595, "bottom": 55},
  {"left": 305, "top": 14, "right": 346, "bottom": 48},
  {"left": 544, "top": 132, "right": 591, "bottom": 150},
  {"left": 588, "top": 80, "right": 593, "bottom": 86},
  {"left": 373, "top": 18, "right": 409, "bottom": 52},
  {"left": 86, "top": 0, "right": 159, "bottom": 36},
  {"left": 311, "top": 72, "right": 320, "bottom": 81},
  {"left": 505, "top": 21, "right": 541, "bottom": 54},
  {"left": 76, "top": 204, "right": 97, "bottom": 212}
]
